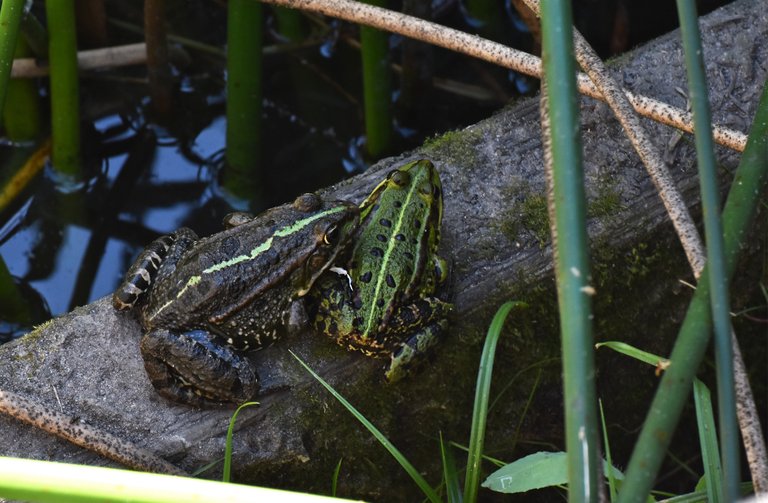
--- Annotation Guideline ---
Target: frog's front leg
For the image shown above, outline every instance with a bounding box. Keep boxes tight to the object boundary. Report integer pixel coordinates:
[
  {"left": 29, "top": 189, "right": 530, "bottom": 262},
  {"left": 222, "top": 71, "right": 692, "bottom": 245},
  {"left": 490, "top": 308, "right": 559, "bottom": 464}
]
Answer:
[
  {"left": 140, "top": 329, "right": 259, "bottom": 407},
  {"left": 112, "top": 228, "right": 199, "bottom": 310},
  {"left": 384, "top": 297, "right": 452, "bottom": 383}
]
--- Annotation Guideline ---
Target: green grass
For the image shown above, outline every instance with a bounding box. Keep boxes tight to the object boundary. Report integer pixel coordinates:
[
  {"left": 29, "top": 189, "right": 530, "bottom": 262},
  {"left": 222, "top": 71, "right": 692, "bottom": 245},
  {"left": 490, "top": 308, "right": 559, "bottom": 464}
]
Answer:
[{"left": 293, "top": 301, "right": 527, "bottom": 502}]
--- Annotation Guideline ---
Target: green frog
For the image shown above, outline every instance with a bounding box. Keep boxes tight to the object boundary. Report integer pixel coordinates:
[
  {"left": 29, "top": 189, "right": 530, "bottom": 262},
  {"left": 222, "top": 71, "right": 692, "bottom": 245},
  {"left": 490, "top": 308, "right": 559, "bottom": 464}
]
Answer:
[
  {"left": 311, "top": 159, "right": 452, "bottom": 382},
  {"left": 113, "top": 193, "right": 359, "bottom": 407}
]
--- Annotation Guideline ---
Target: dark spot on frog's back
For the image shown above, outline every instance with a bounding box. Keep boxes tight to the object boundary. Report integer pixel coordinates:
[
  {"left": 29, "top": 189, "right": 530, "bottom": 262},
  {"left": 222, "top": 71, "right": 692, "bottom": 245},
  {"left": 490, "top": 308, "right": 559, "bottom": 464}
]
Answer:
[
  {"left": 360, "top": 271, "right": 373, "bottom": 283},
  {"left": 376, "top": 233, "right": 387, "bottom": 242},
  {"left": 395, "top": 233, "right": 406, "bottom": 241},
  {"left": 219, "top": 235, "right": 241, "bottom": 256},
  {"left": 379, "top": 218, "right": 392, "bottom": 228},
  {"left": 370, "top": 247, "right": 384, "bottom": 258},
  {"left": 386, "top": 274, "right": 396, "bottom": 288}
]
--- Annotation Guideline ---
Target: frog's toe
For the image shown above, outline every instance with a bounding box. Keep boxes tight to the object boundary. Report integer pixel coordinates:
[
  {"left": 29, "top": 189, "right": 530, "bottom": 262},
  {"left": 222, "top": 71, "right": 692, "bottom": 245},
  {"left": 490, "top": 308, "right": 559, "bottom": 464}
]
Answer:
[{"left": 140, "top": 330, "right": 259, "bottom": 407}]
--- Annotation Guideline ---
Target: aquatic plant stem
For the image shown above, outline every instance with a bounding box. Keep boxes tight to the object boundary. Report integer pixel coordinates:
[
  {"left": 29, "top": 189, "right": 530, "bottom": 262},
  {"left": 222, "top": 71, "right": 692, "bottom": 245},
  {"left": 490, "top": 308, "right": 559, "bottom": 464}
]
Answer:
[
  {"left": 45, "top": 0, "right": 81, "bottom": 178},
  {"left": 676, "top": 1, "right": 739, "bottom": 499},
  {"left": 360, "top": 0, "right": 393, "bottom": 159},
  {"left": 0, "top": 0, "right": 24, "bottom": 113},
  {"left": 225, "top": 0, "right": 264, "bottom": 201},
  {"left": 258, "top": 0, "right": 746, "bottom": 152},
  {"left": 144, "top": 0, "right": 173, "bottom": 121},
  {"left": 539, "top": 1, "right": 600, "bottom": 499},
  {"left": 617, "top": 79, "right": 768, "bottom": 503}
]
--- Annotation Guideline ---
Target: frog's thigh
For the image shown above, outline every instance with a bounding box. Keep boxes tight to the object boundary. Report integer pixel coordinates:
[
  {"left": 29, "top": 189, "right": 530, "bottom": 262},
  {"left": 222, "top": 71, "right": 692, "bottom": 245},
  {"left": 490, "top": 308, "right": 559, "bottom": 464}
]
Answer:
[
  {"left": 385, "top": 318, "right": 449, "bottom": 383},
  {"left": 140, "top": 329, "right": 259, "bottom": 407},
  {"left": 384, "top": 298, "right": 452, "bottom": 382}
]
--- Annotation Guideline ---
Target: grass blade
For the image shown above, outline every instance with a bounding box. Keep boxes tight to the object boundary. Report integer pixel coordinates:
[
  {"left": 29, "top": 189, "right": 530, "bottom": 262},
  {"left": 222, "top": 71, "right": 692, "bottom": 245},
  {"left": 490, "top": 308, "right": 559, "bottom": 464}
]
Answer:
[
  {"left": 223, "top": 401, "right": 259, "bottom": 482},
  {"left": 331, "top": 458, "right": 343, "bottom": 497},
  {"left": 463, "top": 301, "right": 527, "bottom": 503},
  {"left": 440, "top": 431, "right": 463, "bottom": 503},
  {"left": 600, "top": 400, "right": 618, "bottom": 502},
  {"left": 693, "top": 380, "right": 722, "bottom": 503},
  {"left": 290, "top": 350, "right": 441, "bottom": 503}
]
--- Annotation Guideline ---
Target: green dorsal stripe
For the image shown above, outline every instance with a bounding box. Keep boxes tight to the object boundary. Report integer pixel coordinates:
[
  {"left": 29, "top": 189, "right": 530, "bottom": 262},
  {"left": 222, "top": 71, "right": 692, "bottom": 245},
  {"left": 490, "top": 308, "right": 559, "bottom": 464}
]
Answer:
[
  {"left": 203, "top": 205, "right": 345, "bottom": 275},
  {"left": 363, "top": 180, "right": 421, "bottom": 338},
  {"left": 150, "top": 205, "right": 345, "bottom": 319}
]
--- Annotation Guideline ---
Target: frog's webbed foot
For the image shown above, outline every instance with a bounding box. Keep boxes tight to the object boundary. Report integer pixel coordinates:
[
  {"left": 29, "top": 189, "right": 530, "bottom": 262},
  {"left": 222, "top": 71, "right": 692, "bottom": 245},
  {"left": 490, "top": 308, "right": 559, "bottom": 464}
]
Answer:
[
  {"left": 384, "top": 297, "right": 452, "bottom": 383},
  {"left": 140, "top": 329, "right": 259, "bottom": 408},
  {"left": 112, "top": 228, "right": 199, "bottom": 311}
]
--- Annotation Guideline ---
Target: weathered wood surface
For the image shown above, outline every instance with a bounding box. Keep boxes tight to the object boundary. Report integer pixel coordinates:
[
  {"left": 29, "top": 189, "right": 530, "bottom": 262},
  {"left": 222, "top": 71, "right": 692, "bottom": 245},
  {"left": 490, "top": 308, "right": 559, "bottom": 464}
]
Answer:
[{"left": 0, "top": 0, "right": 765, "bottom": 500}]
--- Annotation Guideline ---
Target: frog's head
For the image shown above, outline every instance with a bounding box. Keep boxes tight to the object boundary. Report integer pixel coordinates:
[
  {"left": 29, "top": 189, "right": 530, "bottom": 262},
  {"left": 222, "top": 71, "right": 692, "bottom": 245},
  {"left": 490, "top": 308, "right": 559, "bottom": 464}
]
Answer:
[
  {"left": 359, "top": 159, "right": 443, "bottom": 221},
  {"left": 294, "top": 198, "right": 360, "bottom": 297}
]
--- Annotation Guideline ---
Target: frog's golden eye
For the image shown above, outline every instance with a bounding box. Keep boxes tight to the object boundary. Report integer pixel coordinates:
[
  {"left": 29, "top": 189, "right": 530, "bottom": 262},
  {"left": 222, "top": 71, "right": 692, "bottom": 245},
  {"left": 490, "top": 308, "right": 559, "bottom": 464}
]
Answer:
[
  {"left": 388, "top": 169, "right": 409, "bottom": 187},
  {"left": 323, "top": 224, "right": 339, "bottom": 245}
]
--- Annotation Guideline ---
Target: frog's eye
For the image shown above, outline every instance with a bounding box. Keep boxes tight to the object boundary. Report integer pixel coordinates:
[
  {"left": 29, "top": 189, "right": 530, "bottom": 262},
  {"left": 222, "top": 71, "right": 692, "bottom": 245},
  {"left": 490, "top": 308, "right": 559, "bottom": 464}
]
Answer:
[
  {"left": 323, "top": 224, "right": 339, "bottom": 245},
  {"left": 388, "top": 169, "right": 409, "bottom": 187},
  {"left": 293, "top": 193, "right": 322, "bottom": 212}
]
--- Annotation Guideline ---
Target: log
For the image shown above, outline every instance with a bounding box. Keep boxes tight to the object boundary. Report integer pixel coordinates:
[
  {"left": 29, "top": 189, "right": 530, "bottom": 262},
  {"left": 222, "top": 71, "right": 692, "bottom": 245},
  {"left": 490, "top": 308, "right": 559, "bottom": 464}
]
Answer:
[{"left": 0, "top": 0, "right": 765, "bottom": 500}]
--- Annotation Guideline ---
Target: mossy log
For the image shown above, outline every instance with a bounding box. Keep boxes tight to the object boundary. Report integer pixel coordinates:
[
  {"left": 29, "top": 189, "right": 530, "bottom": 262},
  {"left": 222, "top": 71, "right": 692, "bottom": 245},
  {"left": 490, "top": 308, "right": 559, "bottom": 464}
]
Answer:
[{"left": 0, "top": 0, "right": 766, "bottom": 500}]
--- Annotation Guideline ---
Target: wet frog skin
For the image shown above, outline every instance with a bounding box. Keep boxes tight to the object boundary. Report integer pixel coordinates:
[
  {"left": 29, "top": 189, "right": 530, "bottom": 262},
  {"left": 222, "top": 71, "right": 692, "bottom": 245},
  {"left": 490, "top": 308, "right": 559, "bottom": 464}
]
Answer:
[
  {"left": 311, "top": 159, "right": 452, "bottom": 381},
  {"left": 113, "top": 193, "right": 359, "bottom": 407}
]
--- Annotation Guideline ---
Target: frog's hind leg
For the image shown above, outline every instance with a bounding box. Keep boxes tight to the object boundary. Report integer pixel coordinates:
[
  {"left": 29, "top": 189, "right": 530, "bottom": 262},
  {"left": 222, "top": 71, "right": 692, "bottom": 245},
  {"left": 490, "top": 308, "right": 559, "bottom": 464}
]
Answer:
[
  {"left": 384, "top": 297, "right": 452, "bottom": 383},
  {"left": 140, "top": 329, "right": 259, "bottom": 407},
  {"left": 112, "top": 228, "right": 198, "bottom": 311}
]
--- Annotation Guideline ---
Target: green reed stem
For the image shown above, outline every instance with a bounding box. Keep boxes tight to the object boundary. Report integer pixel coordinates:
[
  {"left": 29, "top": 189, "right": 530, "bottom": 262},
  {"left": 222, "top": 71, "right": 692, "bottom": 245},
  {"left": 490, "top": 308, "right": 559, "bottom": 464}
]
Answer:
[
  {"left": 224, "top": 0, "right": 264, "bottom": 202},
  {"left": 0, "top": 0, "right": 25, "bottom": 114},
  {"left": 539, "top": 1, "right": 600, "bottom": 501},
  {"left": 676, "top": 1, "right": 739, "bottom": 499},
  {"left": 360, "top": 0, "right": 394, "bottom": 159},
  {"left": 273, "top": 6, "right": 307, "bottom": 42},
  {"left": 3, "top": 35, "right": 41, "bottom": 141},
  {"left": 45, "top": 0, "right": 81, "bottom": 178},
  {"left": 617, "top": 79, "right": 768, "bottom": 503}
]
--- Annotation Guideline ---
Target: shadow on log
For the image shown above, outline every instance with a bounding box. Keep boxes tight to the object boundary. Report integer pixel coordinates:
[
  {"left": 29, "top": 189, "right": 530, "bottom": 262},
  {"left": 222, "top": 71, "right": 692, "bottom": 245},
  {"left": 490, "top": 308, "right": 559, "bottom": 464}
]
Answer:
[{"left": 0, "top": 0, "right": 766, "bottom": 500}]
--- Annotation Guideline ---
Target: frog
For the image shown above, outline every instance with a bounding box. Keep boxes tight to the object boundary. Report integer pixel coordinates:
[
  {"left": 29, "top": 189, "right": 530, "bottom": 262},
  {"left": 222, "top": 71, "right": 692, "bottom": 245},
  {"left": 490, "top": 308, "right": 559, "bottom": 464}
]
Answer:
[
  {"left": 113, "top": 193, "right": 360, "bottom": 407},
  {"left": 310, "top": 159, "right": 452, "bottom": 382}
]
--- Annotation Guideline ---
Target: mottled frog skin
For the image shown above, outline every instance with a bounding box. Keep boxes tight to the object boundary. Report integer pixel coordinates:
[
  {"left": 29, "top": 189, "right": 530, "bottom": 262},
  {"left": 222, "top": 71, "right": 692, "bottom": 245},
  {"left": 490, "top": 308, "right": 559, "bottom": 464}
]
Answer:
[
  {"left": 113, "top": 193, "right": 359, "bottom": 406},
  {"left": 311, "top": 160, "right": 452, "bottom": 381}
]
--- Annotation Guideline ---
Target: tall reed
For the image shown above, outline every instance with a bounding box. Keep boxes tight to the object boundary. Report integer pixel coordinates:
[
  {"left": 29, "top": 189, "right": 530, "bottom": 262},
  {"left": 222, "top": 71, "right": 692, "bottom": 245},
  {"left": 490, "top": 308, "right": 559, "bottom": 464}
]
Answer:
[
  {"left": 224, "top": 0, "right": 264, "bottom": 202},
  {"left": 45, "top": 0, "right": 81, "bottom": 179}
]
